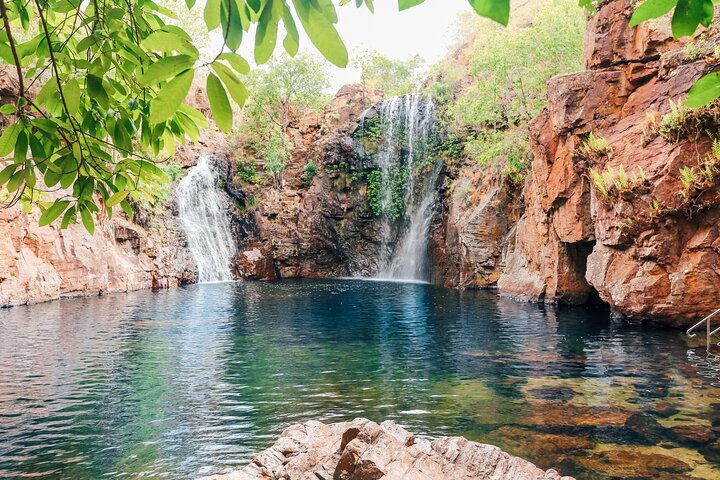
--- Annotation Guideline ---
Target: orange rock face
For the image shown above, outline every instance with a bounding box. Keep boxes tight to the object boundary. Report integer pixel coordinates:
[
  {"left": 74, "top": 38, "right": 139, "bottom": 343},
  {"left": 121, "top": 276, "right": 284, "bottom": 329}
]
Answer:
[
  {"left": 0, "top": 204, "right": 195, "bottom": 306},
  {"left": 497, "top": 0, "right": 720, "bottom": 324}
]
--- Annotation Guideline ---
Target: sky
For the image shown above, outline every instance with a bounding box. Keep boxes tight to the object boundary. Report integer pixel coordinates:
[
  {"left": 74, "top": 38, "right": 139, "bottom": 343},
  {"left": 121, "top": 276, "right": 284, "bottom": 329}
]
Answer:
[
  {"left": 324, "top": 1, "right": 471, "bottom": 92},
  {"left": 219, "top": 0, "right": 473, "bottom": 93}
]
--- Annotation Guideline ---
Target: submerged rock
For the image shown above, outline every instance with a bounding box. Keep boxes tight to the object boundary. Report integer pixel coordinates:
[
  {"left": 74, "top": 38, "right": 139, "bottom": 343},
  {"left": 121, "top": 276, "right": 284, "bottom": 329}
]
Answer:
[{"left": 199, "top": 418, "right": 574, "bottom": 480}]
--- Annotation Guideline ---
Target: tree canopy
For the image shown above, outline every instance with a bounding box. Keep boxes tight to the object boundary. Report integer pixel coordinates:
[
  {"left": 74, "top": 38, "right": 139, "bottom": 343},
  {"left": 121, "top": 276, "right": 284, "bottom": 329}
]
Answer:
[{"left": 0, "top": 0, "right": 718, "bottom": 232}]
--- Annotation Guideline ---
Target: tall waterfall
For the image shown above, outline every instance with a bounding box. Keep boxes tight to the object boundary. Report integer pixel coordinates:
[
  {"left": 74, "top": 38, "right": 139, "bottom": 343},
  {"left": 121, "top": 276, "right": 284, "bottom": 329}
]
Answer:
[
  {"left": 363, "top": 94, "right": 440, "bottom": 282},
  {"left": 176, "top": 156, "right": 236, "bottom": 283}
]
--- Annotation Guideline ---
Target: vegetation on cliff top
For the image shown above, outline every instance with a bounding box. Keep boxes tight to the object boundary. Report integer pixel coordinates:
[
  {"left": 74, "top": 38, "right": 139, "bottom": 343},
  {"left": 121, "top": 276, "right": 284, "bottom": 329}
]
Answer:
[
  {"left": 428, "top": 0, "right": 585, "bottom": 185},
  {"left": 234, "top": 54, "right": 329, "bottom": 187}
]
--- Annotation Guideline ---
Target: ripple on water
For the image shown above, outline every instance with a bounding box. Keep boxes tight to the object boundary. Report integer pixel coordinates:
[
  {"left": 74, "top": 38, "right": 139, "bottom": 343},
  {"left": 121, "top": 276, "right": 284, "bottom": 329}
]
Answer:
[{"left": 0, "top": 280, "right": 719, "bottom": 479}]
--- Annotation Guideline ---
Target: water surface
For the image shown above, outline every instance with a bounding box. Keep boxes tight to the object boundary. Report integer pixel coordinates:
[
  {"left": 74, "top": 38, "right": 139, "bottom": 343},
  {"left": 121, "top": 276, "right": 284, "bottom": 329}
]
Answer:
[{"left": 1, "top": 280, "right": 719, "bottom": 479}]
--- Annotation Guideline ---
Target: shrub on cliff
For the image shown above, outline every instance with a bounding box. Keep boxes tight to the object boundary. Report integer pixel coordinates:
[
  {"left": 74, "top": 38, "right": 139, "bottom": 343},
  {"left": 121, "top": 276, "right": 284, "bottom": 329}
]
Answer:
[
  {"left": 236, "top": 54, "right": 329, "bottom": 187},
  {"left": 428, "top": 0, "right": 585, "bottom": 186}
]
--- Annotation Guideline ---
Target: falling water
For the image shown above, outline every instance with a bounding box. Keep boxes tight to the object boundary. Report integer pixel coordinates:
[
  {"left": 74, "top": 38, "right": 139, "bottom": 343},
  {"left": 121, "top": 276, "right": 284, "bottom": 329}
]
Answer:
[
  {"left": 176, "top": 156, "right": 236, "bottom": 283},
  {"left": 363, "top": 94, "right": 440, "bottom": 282}
]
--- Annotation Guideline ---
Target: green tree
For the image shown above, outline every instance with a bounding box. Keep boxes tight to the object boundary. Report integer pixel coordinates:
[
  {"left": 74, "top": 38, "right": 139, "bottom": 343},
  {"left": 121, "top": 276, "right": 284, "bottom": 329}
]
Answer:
[
  {"left": 353, "top": 50, "right": 424, "bottom": 97},
  {"left": 239, "top": 53, "right": 329, "bottom": 186}
]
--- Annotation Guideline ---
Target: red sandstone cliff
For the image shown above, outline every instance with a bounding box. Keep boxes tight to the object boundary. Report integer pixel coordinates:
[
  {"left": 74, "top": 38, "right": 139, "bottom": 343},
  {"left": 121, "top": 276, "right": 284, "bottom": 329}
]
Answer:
[{"left": 497, "top": 0, "right": 720, "bottom": 325}]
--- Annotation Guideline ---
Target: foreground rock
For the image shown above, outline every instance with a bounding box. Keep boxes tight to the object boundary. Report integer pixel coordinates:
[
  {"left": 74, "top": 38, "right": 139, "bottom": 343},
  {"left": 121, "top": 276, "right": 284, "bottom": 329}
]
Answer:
[{"left": 200, "top": 418, "right": 574, "bottom": 480}]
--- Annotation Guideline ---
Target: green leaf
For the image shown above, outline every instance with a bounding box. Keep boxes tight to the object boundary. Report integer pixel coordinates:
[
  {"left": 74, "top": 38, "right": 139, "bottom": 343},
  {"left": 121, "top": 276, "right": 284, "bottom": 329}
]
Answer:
[
  {"left": 87, "top": 75, "right": 109, "bottom": 109},
  {"left": 218, "top": 52, "right": 250, "bottom": 74},
  {"left": 80, "top": 206, "right": 95, "bottom": 234},
  {"left": 113, "top": 120, "right": 133, "bottom": 151},
  {"left": 282, "top": 3, "right": 300, "bottom": 56},
  {"left": 39, "top": 199, "right": 70, "bottom": 227},
  {"left": 138, "top": 55, "right": 195, "bottom": 87},
  {"left": 149, "top": 69, "right": 195, "bottom": 124},
  {"left": 292, "top": 0, "right": 348, "bottom": 67},
  {"left": 35, "top": 80, "right": 58, "bottom": 106},
  {"left": 686, "top": 72, "right": 720, "bottom": 107},
  {"left": 142, "top": 30, "right": 199, "bottom": 58},
  {"left": 255, "top": 0, "right": 280, "bottom": 65},
  {"left": 106, "top": 190, "right": 129, "bottom": 207},
  {"left": 0, "top": 103, "right": 16, "bottom": 114},
  {"left": 467, "top": 0, "right": 510, "bottom": 26},
  {"left": 207, "top": 73, "right": 233, "bottom": 132},
  {"left": 60, "top": 206, "right": 77, "bottom": 229},
  {"left": 629, "top": 0, "right": 677, "bottom": 27},
  {"left": 204, "top": 0, "right": 221, "bottom": 30},
  {"left": 398, "top": 0, "right": 426, "bottom": 10},
  {"left": 212, "top": 62, "right": 249, "bottom": 106},
  {"left": 0, "top": 164, "right": 18, "bottom": 185},
  {"left": 65, "top": 78, "right": 81, "bottom": 116},
  {"left": 672, "top": 0, "right": 713, "bottom": 37},
  {"left": 0, "top": 122, "right": 20, "bottom": 157}
]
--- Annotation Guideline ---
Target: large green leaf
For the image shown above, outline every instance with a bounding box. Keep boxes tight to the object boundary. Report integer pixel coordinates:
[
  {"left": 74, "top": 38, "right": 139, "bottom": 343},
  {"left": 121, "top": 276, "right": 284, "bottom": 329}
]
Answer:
[
  {"left": 398, "top": 0, "right": 426, "bottom": 10},
  {"left": 0, "top": 122, "right": 21, "bottom": 157},
  {"left": 686, "top": 72, "right": 720, "bottom": 107},
  {"left": 80, "top": 206, "right": 95, "bottom": 235},
  {"left": 218, "top": 52, "right": 250, "bottom": 74},
  {"left": 282, "top": 3, "right": 300, "bottom": 56},
  {"left": 467, "top": 0, "right": 510, "bottom": 26},
  {"left": 629, "top": 0, "right": 678, "bottom": 27},
  {"left": 292, "top": 0, "right": 348, "bottom": 67},
  {"left": 149, "top": 69, "right": 195, "bottom": 124},
  {"left": 204, "top": 0, "right": 221, "bottom": 29},
  {"left": 106, "top": 190, "right": 129, "bottom": 207},
  {"left": 255, "top": 0, "right": 280, "bottom": 64},
  {"left": 212, "top": 62, "right": 249, "bottom": 106},
  {"left": 65, "top": 78, "right": 81, "bottom": 116},
  {"left": 141, "top": 30, "right": 199, "bottom": 58},
  {"left": 671, "top": 0, "right": 714, "bottom": 37},
  {"left": 39, "top": 199, "right": 70, "bottom": 227},
  {"left": 138, "top": 55, "right": 195, "bottom": 86},
  {"left": 207, "top": 73, "right": 233, "bottom": 132}
]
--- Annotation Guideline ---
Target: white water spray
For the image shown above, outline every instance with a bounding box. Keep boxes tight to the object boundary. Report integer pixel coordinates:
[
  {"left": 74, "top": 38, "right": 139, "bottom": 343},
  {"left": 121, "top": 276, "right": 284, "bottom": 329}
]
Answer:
[{"left": 176, "top": 156, "right": 236, "bottom": 283}]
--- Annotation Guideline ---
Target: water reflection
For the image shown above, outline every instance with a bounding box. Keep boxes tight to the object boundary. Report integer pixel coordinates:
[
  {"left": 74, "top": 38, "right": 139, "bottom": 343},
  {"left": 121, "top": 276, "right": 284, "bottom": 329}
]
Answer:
[{"left": 0, "top": 279, "right": 718, "bottom": 479}]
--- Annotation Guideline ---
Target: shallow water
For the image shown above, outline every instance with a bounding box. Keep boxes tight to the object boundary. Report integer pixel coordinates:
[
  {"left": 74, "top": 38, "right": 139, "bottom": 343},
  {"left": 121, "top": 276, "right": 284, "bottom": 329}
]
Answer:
[{"left": 1, "top": 279, "right": 719, "bottom": 479}]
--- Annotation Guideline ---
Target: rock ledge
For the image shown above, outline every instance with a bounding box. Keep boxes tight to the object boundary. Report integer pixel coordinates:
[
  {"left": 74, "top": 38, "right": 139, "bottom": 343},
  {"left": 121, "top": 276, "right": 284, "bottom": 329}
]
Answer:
[{"left": 200, "top": 418, "right": 574, "bottom": 480}]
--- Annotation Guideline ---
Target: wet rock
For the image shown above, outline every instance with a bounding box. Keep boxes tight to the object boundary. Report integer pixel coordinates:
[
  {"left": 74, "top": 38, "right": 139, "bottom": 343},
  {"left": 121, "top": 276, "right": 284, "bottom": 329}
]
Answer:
[
  {"left": 671, "top": 424, "right": 716, "bottom": 445},
  {"left": 199, "top": 418, "right": 575, "bottom": 480},
  {"left": 526, "top": 386, "right": 578, "bottom": 402},
  {"left": 653, "top": 401, "right": 680, "bottom": 418},
  {"left": 577, "top": 449, "right": 692, "bottom": 477},
  {"left": 624, "top": 412, "right": 667, "bottom": 444},
  {"left": 484, "top": 426, "right": 595, "bottom": 468},
  {"left": 528, "top": 404, "right": 633, "bottom": 427}
]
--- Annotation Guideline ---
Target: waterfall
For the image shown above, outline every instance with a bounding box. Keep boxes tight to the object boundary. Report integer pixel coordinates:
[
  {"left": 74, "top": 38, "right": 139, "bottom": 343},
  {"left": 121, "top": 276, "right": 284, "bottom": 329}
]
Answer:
[
  {"left": 176, "top": 156, "right": 236, "bottom": 283},
  {"left": 364, "top": 94, "right": 440, "bottom": 282}
]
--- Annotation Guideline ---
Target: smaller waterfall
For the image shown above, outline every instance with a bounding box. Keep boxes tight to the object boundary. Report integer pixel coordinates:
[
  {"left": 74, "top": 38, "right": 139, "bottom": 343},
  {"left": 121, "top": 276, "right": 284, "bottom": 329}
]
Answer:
[
  {"left": 363, "top": 94, "right": 440, "bottom": 282},
  {"left": 176, "top": 156, "right": 236, "bottom": 283}
]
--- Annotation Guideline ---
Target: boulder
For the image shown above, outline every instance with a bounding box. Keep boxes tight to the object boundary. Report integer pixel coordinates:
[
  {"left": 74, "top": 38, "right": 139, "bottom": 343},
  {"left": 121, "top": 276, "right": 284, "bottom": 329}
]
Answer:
[{"left": 199, "top": 418, "right": 575, "bottom": 480}]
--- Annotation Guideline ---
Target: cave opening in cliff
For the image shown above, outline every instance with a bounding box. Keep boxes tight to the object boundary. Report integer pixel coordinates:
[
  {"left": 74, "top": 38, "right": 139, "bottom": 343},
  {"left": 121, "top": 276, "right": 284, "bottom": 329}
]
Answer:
[{"left": 565, "top": 240, "right": 609, "bottom": 309}]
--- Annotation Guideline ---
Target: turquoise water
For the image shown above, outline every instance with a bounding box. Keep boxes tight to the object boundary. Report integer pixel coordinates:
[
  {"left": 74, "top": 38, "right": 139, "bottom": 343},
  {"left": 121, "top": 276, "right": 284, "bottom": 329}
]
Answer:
[{"left": 1, "top": 279, "right": 719, "bottom": 479}]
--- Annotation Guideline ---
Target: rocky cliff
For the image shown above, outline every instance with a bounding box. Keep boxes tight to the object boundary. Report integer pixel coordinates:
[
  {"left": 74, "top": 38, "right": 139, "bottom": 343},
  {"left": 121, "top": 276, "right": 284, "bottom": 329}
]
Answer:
[
  {"left": 228, "top": 84, "right": 388, "bottom": 280},
  {"left": 496, "top": 0, "right": 720, "bottom": 325}
]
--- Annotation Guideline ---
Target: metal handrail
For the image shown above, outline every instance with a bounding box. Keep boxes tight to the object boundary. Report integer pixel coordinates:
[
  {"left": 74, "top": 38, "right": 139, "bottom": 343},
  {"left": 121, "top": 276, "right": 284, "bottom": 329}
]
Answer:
[
  {"left": 687, "top": 307, "right": 720, "bottom": 352},
  {"left": 687, "top": 307, "right": 720, "bottom": 337}
]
